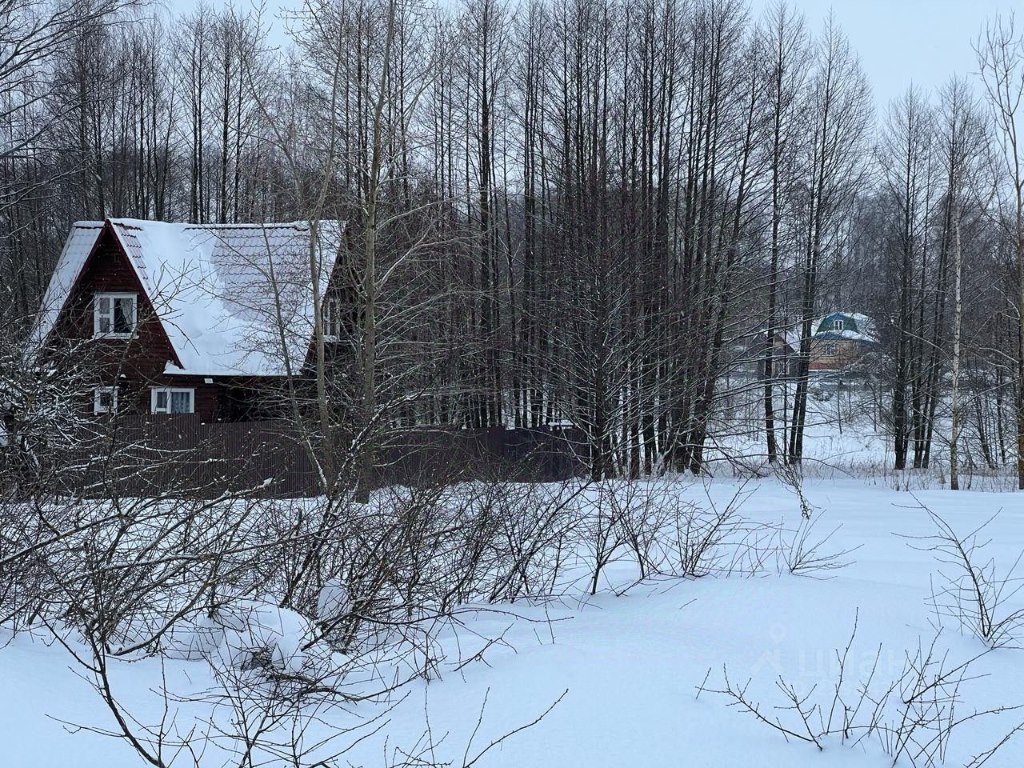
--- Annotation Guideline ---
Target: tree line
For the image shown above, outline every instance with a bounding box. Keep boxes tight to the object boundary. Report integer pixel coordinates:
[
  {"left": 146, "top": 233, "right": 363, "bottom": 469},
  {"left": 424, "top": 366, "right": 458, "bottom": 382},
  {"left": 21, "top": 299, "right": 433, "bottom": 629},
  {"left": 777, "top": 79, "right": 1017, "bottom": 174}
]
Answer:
[{"left": 4, "top": 0, "right": 1024, "bottom": 486}]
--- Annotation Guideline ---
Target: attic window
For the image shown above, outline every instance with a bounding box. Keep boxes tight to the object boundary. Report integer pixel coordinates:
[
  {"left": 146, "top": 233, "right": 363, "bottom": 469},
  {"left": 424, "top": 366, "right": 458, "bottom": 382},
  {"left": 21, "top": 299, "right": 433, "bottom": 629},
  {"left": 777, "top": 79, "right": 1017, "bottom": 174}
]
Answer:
[
  {"left": 833, "top": 319, "right": 844, "bottom": 332},
  {"left": 94, "top": 293, "right": 137, "bottom": 338},
  {"left": 151, "top": 387, "right": 194, "bottom": 415},
  {"left": 322, "top": 297, "right": 341, "bottom": 340}
]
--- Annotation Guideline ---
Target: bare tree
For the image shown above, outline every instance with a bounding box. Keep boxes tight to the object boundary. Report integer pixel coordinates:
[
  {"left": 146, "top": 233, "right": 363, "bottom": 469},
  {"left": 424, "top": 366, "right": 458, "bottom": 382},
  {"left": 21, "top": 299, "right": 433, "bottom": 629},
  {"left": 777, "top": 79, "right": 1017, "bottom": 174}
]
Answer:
[
  {"left": 756, "top": 1, "right": 810, "bottom": 465},
  {"left": 935, "top": 79, "right": 991, "bottom": 489},
  {"left": 787, "top": 14, "right": 871, "bottom": 464},
  {"left": 878, "top": 87, "right": 937, "bottom": 471},
  {"left": 977, "top": 14, "right": 1024, "bottom": 489}
]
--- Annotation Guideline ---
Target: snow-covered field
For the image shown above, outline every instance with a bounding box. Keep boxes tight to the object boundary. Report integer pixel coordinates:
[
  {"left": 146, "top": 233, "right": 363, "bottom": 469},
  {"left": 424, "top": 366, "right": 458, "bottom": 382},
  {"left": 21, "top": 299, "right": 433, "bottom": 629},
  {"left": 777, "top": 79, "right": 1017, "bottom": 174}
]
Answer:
[{"left": 4, "top": 475, "right": 1024, "bottom": 768}]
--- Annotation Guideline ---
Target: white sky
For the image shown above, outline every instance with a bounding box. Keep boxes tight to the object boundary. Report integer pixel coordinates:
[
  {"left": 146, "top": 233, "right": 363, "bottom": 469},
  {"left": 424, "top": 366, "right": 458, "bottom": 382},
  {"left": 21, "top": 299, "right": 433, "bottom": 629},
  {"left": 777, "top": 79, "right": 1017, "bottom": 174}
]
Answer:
[{"left": 749, "top": 0, "right": 1018, "bottom": 111}]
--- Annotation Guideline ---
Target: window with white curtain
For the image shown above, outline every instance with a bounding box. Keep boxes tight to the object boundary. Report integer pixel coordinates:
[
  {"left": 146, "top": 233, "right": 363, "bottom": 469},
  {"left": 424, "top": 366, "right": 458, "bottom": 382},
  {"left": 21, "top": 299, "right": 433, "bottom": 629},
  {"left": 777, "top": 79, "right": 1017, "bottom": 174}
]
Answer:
[
  {"left": 94, "top": 293, "right": 137, "bottom": 337},
  {"left": 150, "top": 387, "right": 195, "bottom": 414}
]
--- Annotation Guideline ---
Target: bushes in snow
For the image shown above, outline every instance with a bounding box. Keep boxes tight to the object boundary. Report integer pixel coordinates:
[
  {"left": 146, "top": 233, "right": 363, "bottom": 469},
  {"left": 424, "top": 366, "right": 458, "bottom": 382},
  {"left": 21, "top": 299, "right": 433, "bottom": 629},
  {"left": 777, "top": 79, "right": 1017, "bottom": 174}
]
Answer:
[
  {"left": 907, "top": 505, "right": 1024, "bottom": 650},
  {"left": 0, "top": 465, "right": 859, "bottom": 767},
  {"left": 704, "top": 615, "right": 1024, "bottom": 767}
]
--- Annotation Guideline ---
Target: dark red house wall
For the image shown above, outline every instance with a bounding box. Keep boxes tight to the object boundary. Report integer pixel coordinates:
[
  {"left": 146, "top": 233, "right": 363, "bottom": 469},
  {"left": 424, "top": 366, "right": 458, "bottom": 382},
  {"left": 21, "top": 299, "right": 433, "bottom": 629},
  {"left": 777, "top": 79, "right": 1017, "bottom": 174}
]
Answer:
[{"left": 48, "top": 223, "right": 224, "bottom": 421}]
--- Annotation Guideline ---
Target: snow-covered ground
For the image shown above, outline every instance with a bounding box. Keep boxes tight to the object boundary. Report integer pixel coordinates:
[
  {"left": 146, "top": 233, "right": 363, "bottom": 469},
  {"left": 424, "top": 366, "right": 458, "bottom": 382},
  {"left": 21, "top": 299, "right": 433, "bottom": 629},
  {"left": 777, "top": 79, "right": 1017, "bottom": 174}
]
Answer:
[{"left": 4, "top": 475, "right": 1024, "bottom": 767}]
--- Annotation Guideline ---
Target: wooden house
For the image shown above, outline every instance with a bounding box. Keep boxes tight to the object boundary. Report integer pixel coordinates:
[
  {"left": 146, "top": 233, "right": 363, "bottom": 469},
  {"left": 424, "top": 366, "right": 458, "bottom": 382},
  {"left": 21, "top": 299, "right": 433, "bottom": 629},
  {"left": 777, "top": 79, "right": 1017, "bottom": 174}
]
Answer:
[
  {"left": 767, "top": 312, "right": 878, "bottom": 377},
  {"left": 807, "top": 312, "right": 878, "bottom": 372}
]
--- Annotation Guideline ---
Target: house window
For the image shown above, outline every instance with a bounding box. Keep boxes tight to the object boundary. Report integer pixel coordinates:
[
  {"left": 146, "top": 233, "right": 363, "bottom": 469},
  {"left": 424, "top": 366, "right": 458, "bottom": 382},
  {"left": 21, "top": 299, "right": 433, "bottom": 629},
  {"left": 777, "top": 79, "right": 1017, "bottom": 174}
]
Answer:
[
  {"left": 833, "top": 319, "right": 844, "bottom": 332},
  {"left": 94, "top": 293, "right": 137, "bottom": 337},
  {"left": 93, "top": 386, "right": 118, "bottom": 414},
  {"left": 150, "top": 387, "right": 195, "bottom": 414},
  {"left": 322, "top": 296, "right": 341, "bottom": 339},
  {"left": 824, "top": 342, "right": 838, "bottom": 356}
]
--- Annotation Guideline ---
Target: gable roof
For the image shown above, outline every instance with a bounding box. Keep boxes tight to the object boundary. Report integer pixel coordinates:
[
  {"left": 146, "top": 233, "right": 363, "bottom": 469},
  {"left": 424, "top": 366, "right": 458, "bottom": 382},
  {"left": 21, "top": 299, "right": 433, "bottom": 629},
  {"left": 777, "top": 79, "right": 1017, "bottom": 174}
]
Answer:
[{"left": 32, "top": 218, "right": 344, "bottom": 377}]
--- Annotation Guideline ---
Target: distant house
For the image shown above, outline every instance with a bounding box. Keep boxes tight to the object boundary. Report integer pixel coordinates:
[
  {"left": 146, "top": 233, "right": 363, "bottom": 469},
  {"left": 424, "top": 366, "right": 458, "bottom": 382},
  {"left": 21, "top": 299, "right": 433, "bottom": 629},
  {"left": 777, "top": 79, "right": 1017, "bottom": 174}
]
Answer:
[
  {"left": 30, "top": 218, "right": 346, "bottom": 422},
  {"left": 767, "top": 312, "right": 878, "bottom": 376},
  {"left": 807, "top": 312, "right": 877, "bottom": 372}
]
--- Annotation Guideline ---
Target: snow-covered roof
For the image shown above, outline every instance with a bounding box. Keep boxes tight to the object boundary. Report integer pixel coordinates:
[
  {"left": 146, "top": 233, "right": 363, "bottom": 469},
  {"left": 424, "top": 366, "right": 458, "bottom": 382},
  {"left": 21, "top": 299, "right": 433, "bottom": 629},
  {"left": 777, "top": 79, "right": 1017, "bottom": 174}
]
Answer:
[
  {"left": 32, "top": 221, "right": 106, "bottom": 354},
  {"left": 813, "top": 312, "right": 877, "bottom": 343},
  {"left": 778, "top": 312, "right": 878, "bottom": 348},
  {"left": 32, "top": 218, "right": 344, "bottom": 377}
]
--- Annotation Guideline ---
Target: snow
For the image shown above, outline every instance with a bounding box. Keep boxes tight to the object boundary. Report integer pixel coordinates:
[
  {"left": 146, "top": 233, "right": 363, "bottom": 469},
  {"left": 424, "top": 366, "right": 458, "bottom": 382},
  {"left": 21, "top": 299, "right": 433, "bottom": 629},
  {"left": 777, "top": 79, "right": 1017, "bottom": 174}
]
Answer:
[
  {"left": 317, "top": 578, "right": 351, "bottom": 623},
  {"left": 29, "top": 218, "right": 344, "bottom": 377},
  {"left": 158, "top": 597, "right": 314, "bottom": 676},
  {"left": 29, "top": 221, "right": 105, "bottom": 351},
  {"left": 3, "top": 476, "right": 1024, "bottom": 767},
  {"left": 206, "top": 600, "right": 313, "bottom": 675}
]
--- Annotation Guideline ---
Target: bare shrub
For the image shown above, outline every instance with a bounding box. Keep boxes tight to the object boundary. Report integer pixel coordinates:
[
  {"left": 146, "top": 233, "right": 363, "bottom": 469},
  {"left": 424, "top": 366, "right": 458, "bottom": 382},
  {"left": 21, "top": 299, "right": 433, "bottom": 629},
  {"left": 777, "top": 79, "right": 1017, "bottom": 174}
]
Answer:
[
  {"left": 583, "top": 481, "right": 627, "bottom": 594},
  {"left": 479, "top": 479, "right": 589, "bottom": 603},
  {"left": 702, "top": 615, "right": 1024, "bottom": 767},
  {"left": 662, "top": 484, "right": 766, "bottom": 578},
  {"left": 777, "top": 514, "right": 859, "bottom": 577},
  {"left": 610, "top": 479, "right": 675, "bottom": 580},
  {"left": 906, "top": 505, "right": 1024, "bottom": 649},
  {"left": 776, "top": 460, "right": 814, "bottom": 520}
]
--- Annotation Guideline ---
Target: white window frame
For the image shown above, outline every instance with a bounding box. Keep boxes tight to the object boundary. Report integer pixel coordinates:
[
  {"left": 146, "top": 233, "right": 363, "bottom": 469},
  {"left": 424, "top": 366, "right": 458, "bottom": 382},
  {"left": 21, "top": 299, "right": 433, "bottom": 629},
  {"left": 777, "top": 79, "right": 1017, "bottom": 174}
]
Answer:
[
  {"left": 94, "top": 292, "right": 138, "bottom": 338},
  {"left": 833, "top": 319, "right": 844, "bottom": 332},
  {"left": 322, "top": 296, "right": 340, "bottom": 340},
  {"left": 93, "top": 386, "right": 118, "bottom": 415},
  {"left": 150, "top": 387, "right": 195, "bottom": 415}
]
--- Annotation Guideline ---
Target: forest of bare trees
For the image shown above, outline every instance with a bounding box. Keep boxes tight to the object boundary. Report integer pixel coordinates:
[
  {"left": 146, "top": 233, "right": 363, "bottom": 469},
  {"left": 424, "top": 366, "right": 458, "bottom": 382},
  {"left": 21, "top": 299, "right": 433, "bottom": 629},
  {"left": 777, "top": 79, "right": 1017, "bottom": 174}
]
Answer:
[{"left": 5, "top": 0, "right": 1024, "bottom": 485}]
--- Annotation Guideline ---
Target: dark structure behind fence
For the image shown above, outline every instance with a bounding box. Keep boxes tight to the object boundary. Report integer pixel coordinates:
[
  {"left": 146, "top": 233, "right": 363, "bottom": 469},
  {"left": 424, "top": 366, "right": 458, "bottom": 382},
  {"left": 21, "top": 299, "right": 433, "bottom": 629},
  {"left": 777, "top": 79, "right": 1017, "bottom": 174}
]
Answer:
[{"left": 65, "top": 416, "right": 587, "bottom": 497}]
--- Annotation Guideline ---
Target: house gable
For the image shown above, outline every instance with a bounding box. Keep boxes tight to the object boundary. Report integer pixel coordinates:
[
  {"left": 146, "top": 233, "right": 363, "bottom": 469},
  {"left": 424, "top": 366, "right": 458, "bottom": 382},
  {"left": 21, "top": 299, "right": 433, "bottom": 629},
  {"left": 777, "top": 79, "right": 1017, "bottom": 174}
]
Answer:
[
  {"left": 41, "top": 222, "right": 209, "bottom": 416},
  {"left": 49, "top": 221, "right": 182, "bottom": 374}
]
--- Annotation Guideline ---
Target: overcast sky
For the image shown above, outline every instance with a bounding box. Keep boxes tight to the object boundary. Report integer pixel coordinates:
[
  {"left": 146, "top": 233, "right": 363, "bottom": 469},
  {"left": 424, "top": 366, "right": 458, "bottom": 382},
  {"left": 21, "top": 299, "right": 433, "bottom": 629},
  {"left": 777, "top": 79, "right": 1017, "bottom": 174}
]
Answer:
[{"left": 749, "top": 0, "right": 1014, "bottom": 112}]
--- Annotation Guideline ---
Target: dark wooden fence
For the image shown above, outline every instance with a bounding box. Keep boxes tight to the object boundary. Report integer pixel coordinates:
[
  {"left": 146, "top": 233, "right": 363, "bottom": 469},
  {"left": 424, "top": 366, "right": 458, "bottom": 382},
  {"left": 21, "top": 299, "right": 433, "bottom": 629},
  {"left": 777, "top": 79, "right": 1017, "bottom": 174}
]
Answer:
[{"left": 63, "top": 416, "right": 587, "bottom": 498}]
